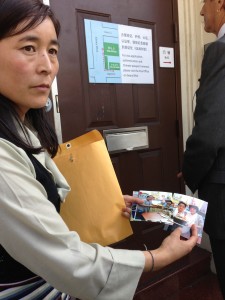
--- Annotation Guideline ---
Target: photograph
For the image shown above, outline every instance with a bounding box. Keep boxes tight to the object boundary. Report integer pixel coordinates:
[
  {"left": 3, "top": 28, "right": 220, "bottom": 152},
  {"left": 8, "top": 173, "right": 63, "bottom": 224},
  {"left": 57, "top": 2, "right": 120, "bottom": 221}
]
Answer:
[{"left": 131, "top": 191, "right": 208, "bottom": 244}]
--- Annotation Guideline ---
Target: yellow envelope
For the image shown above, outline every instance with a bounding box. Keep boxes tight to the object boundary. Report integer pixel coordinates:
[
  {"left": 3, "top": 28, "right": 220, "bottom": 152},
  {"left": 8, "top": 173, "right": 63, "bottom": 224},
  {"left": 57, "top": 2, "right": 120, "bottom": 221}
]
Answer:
[{"left": 53, "top": 130, "right": 133, "bottom": 246}]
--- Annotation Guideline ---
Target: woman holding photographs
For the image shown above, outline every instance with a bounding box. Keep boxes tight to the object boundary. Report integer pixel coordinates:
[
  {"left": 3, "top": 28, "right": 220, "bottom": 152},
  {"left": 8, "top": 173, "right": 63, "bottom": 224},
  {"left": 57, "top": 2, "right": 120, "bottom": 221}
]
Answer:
[{"left": 0, "top": 1, "right": 197, "bottom": 299}]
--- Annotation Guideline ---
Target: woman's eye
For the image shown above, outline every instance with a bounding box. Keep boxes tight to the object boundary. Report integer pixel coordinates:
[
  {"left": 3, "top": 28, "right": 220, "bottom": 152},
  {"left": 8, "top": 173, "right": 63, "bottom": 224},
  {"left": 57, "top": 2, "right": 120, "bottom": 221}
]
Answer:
[
  {"left": 49, "top": 48, "right": 58, "bottom": 56},
  {"left": 23, "top": 45, "right": 36, "bottom": 52}
]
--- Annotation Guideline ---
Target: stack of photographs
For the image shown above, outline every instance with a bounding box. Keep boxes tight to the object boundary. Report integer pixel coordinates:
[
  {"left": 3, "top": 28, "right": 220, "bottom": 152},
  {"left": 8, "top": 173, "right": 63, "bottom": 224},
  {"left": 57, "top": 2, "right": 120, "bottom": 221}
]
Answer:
[{"left": 131, "top": 190, "right": 208, "bottom": 244}]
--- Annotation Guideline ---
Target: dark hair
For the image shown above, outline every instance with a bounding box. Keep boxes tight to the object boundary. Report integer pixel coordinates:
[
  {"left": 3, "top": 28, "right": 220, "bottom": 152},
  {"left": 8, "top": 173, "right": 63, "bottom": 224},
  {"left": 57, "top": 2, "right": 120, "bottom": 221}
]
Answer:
[
  {"left": 178, "top": 201, "right": 187, "bottom": 207},
  {"left": 166, "top": 200, "right": 172, "bottom": 204},
  {"left": 0, "top": 0, "right": 60, "bottom": 39},
  {"left": 0, "top": 0, "right": 61, "bottom": 157}
]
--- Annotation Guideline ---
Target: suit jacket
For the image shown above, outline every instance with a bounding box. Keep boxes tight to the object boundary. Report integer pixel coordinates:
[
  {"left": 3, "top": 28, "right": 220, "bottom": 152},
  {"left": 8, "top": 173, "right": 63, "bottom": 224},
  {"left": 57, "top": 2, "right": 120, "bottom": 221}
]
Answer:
[{"left": 182, "top": 35, "right": 225, "bottom": 194}]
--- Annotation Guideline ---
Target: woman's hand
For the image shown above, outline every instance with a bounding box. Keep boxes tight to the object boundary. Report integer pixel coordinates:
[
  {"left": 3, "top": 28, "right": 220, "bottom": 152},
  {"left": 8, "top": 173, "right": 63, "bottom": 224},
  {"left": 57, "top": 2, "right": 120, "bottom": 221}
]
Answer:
[
  {"left": 122, "top": 194, "right": 144, "bottom": 218},
  {"left": 143, "top": 225, "right": 198, "bottom": 272}
]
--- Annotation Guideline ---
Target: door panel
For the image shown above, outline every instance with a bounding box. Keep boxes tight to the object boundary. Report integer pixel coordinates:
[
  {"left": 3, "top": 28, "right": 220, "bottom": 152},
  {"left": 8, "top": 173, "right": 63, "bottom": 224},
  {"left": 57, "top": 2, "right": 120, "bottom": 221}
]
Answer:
[{"left": 50, "top": 0, "right": 184, "bottom": 195}]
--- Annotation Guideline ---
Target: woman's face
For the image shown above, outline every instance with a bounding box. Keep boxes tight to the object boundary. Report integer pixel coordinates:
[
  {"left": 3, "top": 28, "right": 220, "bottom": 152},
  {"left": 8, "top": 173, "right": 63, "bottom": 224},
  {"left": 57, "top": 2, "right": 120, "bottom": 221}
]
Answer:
[
  {"left": 0, "top": 17, "right": 59, "bottom": 119},
  {"left": 190, "top": 207, "right": 197, "bottom": 215}
]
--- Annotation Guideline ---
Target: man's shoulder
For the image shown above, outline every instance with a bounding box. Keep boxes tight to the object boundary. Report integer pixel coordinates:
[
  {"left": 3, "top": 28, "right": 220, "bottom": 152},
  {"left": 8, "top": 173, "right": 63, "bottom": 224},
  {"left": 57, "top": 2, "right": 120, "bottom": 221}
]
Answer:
[{"left": 218, "top": 34, "right": 225, "bottom": 44}]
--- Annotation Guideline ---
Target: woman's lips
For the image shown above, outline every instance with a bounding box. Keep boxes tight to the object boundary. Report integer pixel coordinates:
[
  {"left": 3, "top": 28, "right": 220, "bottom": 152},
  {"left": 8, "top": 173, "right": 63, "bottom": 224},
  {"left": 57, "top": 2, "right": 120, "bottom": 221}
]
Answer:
[{"left": 32, "top": 84, "right": 50, "bottom": 92}]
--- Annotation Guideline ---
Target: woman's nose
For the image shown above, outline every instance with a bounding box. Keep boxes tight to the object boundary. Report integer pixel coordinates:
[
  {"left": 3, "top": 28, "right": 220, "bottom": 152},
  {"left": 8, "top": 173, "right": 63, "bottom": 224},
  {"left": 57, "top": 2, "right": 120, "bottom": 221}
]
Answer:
[{"left": 37, "top": 52, "right": 52, "bottom": 74}]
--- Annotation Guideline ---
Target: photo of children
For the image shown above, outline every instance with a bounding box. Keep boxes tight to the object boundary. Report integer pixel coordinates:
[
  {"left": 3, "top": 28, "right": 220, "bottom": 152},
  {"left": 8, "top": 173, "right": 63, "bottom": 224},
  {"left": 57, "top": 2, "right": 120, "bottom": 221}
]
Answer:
[{"left": 131, "top": 191, "right": 208, "bottom": 244}]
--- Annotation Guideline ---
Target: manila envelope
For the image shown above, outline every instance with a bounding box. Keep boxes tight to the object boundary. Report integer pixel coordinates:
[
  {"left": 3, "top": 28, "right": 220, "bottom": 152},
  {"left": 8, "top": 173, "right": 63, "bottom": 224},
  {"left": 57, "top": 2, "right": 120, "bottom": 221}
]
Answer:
[{"left": 53, "top": 130, "right": 133, "bottom": 246}]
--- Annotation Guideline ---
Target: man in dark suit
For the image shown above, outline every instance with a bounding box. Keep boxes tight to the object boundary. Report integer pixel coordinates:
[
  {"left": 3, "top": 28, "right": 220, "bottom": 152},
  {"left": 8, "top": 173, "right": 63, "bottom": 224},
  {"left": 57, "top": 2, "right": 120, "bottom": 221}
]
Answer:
[{"left": 179, "top": 0, "right": 225, "bottom": 298}]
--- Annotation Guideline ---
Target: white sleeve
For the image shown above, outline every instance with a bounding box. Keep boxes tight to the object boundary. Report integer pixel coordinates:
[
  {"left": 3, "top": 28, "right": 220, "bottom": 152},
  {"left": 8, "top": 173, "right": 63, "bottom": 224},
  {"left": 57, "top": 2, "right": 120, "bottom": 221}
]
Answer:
[{"left": 0, "top": 139, "right": 145, "bottom": 300}]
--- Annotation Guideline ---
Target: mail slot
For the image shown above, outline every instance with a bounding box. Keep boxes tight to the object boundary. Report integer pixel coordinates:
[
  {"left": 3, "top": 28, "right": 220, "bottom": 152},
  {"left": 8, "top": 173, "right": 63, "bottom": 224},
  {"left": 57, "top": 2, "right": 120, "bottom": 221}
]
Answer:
[{"left": 103, "top": 126, "right": 149, "bottom": 153}]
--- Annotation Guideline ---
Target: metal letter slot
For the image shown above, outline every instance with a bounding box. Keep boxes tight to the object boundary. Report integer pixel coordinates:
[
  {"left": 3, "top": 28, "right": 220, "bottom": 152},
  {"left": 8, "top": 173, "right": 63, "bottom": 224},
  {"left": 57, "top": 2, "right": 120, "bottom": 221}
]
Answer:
[{"left": 103, "top": 126, "right": 149, "bottom": 154}]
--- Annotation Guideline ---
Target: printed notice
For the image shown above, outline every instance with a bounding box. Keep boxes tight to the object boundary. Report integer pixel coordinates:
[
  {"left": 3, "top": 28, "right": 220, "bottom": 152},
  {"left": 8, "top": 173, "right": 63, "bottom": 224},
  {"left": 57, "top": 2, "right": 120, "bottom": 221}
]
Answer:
[
  {"left": 159, "top": 47, "right": 174, "bottom": 68},
  {"left": 84, "top": 19, "right": 154, "bottom": 84}
]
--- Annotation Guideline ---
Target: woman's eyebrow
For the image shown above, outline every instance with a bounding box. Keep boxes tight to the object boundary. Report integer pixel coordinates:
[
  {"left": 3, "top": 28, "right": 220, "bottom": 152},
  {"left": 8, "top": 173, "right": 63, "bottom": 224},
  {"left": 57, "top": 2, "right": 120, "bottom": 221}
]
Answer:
[{"left": 18, "top": 35, "right": 60, "bottom": 47}]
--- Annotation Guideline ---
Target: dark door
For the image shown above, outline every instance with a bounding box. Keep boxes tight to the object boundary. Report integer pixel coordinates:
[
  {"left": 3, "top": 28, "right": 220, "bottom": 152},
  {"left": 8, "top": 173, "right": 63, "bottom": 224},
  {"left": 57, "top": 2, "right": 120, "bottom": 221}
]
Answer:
[{"left": 49, "top": 0, "right": 184, "bottom": 195}]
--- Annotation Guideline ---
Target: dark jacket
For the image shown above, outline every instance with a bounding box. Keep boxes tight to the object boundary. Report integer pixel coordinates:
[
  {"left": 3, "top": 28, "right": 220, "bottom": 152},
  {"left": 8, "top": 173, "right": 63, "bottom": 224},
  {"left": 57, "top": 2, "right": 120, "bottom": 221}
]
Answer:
[{"left": 182, "top": 35, "right": 225, "bottom": 194}]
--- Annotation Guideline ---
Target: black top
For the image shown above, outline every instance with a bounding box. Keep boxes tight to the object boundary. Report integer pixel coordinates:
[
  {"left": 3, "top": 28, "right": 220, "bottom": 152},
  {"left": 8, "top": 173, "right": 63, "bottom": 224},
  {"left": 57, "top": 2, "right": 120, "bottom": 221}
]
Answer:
[{"left": 0, "top": 153, "right": 61, "bottom": 283}]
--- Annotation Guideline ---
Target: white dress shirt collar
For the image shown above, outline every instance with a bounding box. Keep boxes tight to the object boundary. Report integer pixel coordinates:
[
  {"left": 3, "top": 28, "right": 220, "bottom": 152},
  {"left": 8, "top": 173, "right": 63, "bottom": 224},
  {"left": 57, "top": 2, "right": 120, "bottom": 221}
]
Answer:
[{"left": 218, "top": 23, "right": 225, "bottom": 39}]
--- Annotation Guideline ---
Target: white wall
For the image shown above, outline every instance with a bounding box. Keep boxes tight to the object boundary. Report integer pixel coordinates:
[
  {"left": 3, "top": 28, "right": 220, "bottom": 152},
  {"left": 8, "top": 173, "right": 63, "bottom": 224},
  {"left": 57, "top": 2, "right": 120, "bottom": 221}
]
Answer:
[{"left": 178, "top": 0, "right": 216, "bottom": 272}]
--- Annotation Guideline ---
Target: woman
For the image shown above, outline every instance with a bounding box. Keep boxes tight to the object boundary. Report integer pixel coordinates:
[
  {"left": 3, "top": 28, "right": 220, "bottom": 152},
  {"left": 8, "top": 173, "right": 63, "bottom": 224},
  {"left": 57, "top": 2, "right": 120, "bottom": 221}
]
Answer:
[{"left": 0, "top": 0, "right": 197, "bottom": 299}]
